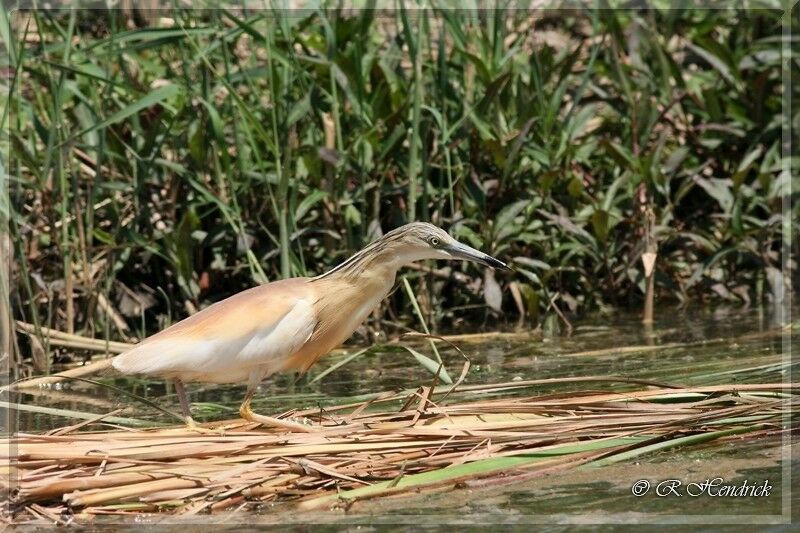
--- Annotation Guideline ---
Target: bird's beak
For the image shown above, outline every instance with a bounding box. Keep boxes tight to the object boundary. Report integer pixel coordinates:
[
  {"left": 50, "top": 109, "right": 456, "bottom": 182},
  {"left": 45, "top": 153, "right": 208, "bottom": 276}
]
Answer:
[{"left": 444, "top": 241, "right": 511, "bottom": 271}]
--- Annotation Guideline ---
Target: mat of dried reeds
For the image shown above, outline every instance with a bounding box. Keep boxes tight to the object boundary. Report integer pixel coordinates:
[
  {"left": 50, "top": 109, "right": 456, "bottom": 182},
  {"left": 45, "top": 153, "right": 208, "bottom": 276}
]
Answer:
[{"left": 2, "top": 377, "right": 795, "bottom": 524}]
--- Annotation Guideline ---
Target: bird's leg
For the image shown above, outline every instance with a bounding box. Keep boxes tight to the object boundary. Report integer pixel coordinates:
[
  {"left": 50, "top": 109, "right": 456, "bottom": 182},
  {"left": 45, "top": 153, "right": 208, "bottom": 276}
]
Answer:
[
  {"left": 173, "top": 379, "right": 209, "bottom": 430},
  {"left": 173, "top": 380, "right": 230, "bottom": 435},
  {"left": 239, "top": 388, "right": 316, "bottom": 433},
  {"left": 173, "top": 379, "right": 196, "bottom": 426}
]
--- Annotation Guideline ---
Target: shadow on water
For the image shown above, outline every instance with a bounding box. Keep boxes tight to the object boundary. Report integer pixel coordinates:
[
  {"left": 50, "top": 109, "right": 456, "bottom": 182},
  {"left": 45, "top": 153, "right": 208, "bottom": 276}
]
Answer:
[{"left": 13, "top": 305, "right": 797, "bottom": 524}]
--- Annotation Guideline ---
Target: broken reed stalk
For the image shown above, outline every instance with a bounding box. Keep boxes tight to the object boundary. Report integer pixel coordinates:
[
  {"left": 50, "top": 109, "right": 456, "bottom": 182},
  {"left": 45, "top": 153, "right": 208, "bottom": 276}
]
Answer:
[
  {"left": 2, "top": 379, "right": 795, "bottom": 524},
  {"left": 15, "top": 321, "right": 133, "bottom": 353},
  {"left": 4, "top": 359, "right": 114, "bottom": 390}
]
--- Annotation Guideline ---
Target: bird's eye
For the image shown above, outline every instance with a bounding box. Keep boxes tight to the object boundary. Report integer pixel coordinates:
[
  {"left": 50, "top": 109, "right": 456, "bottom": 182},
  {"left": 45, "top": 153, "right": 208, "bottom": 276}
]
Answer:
[{"left": 430, "top": 237, "right": 440, "bottom": 247}]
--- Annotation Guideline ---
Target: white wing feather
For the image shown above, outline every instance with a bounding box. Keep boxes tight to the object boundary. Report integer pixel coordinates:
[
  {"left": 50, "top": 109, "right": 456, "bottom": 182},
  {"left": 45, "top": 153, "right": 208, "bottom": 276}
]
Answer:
[{"left": 112, "top": 298, "right": 316, "bottom": 383}]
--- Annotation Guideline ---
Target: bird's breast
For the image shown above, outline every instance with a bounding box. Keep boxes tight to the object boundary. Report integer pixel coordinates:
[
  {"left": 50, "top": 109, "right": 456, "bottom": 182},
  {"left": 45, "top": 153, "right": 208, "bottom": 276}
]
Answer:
[{"left": 283, "top": 273, "right": 394, "bottom": 372}]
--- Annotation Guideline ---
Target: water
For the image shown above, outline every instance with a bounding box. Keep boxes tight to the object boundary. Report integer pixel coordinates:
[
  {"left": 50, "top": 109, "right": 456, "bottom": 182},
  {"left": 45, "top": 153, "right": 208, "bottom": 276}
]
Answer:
[{"left": 11, "top": 305, "right": 797, "bottom": 524}]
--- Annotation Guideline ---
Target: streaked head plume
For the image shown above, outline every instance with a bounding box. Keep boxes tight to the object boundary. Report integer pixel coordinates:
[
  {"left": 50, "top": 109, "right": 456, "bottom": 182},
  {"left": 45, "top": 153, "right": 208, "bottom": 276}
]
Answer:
[{"left": 314, "top": 222, "right": 509, "bottom": 281}]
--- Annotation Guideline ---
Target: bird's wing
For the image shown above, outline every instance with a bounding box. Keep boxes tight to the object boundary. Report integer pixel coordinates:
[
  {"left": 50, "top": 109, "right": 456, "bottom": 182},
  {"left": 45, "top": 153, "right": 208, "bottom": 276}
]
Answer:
[{"left": 112, "top": 278, "right": 317, "bottom": 379}]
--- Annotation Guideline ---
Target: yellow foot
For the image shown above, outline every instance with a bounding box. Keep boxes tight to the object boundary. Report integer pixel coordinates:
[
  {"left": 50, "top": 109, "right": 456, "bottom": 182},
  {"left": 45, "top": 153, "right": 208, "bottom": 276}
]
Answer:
[
  {"left": 184, "top": 416, "right": 227, "bottom": 435},
  {"left": 239, "top": 405, "right": 316, "bottom": 433}
]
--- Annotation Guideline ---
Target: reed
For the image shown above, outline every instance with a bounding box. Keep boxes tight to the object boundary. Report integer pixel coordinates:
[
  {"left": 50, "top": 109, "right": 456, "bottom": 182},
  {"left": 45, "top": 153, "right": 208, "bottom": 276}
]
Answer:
[
  {"left": 5, "top": 6, "right": 791, "bottom": 378},
  {"left": 2, "top": 377, "right": 795, "bottom": 523}
]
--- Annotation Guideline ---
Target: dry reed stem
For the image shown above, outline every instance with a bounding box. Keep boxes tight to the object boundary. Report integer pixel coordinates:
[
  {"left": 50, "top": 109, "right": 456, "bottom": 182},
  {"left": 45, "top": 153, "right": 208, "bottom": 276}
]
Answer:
[
  {"left": 14, "top": 321, "right": 133, "bottom": 352},
  {"left": 2, "top": 380, "right": 794, "bottom": 524},
  {"left": 6, "top": 359, "right": 114, "bottom": 390}
]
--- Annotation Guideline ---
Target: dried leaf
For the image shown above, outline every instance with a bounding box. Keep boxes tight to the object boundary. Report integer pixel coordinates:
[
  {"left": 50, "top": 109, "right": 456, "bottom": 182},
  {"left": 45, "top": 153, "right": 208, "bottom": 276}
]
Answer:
[
  {"left": 483, "top": 269, "right": 503, "bottom": 312},
  {"left": 29, "top": 334, "right": 47, "bottom": 373},
  {"left": 642, "top": 251, "right": 657, "bottom": 277}
]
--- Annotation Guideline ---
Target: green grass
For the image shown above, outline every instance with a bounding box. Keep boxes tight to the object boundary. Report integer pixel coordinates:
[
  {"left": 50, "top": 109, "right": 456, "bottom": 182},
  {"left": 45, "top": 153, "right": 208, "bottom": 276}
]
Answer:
[{"left": 2, "top": 5, "right": 794, "bottom": 373}]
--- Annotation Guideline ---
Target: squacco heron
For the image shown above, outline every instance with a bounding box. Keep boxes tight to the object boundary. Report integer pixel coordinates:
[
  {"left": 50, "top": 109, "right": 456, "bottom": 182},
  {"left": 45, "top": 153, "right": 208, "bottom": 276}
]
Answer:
[{"left": 112, "top": 222, "right": 508, "bottom": 431}]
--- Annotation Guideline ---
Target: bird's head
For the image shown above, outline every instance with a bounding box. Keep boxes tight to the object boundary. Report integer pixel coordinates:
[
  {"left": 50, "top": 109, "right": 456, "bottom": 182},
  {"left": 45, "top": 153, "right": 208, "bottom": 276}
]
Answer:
[{"left": 381, "top": 222, "right": 510, "bottom": 271}]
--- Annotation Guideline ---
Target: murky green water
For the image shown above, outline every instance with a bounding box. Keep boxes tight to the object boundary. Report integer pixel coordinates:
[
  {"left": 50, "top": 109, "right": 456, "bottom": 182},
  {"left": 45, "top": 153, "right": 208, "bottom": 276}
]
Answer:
[{"left": 11, "top": 306, "right": 797, "bottom": 524}]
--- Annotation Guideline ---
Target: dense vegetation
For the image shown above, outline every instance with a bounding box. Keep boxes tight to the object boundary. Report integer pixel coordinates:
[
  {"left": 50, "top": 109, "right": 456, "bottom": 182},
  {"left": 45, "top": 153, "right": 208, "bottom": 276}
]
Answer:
[{"left": 5, "top": 5, "right": 795, "bottom": 369}]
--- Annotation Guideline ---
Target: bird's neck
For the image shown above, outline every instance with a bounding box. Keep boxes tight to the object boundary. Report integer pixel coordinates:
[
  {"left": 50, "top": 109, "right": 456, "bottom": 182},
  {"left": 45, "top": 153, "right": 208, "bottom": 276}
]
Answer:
[
  {"left": 310, "top": 253, "right": 397, "bottom": 327},
  {"left": 316, "top": 253, "right": 400, "bottom": 287},
  {"left": 313, "top": 241, "right": 407, "bottom": 282}
]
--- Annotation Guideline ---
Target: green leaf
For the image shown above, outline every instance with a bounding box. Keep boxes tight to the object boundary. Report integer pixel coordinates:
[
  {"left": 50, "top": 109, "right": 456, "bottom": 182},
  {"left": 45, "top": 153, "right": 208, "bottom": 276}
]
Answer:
[
  {"left": 589, "top": 426, "right": 762, "bottom": 467},
  {"left": 310, "top": 348, "right": 370, "bottom": 384},
  {"left": 732, "top": 146, "right": 763, "bottom": 190},
  {"left": 199, "top": 98, "right": 225, "bottom": 144},
  {"left": 591, "top": 209, "right": 610, "bottom": 243},
  {"left": 686, "top": 41, "right": 740, "bottom": 88},
  {"left": 517, "top": 282, "right": 540, "bottom": 323},
  {"left": 400, "top": 346, "right": 453, "bottom": 385},
  {"left": 695, "top": 177, "right": 734, "bottom": 213},
  {"left": 344, "top": 204, "right": 362, "bottom": 226},
  {"left": 568, "top": 176, "right": 584, "bottom": 198},
  {"left": 304, "top": 437, "right": 644, "bottom": 507},
  {"left": 295, "top": 191, "right": 329, "bottom": 221},
  {"left": 66, "top": 84, "right": 180, "bottom": 144},
  {"left": 84, "top": 27, "right": 216, "bottom": 54},
  {"left": 493, "top": 200, "right": 529, "bottom": 240},
  {"left": 287, "top": 92, "right": 311, "bottom": 127},
  {"left": 476, "top": 71, "right": 511, "bottom": 114},
  {"left": 457, "top": 48, "right": 492, "bottom": 83}
]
